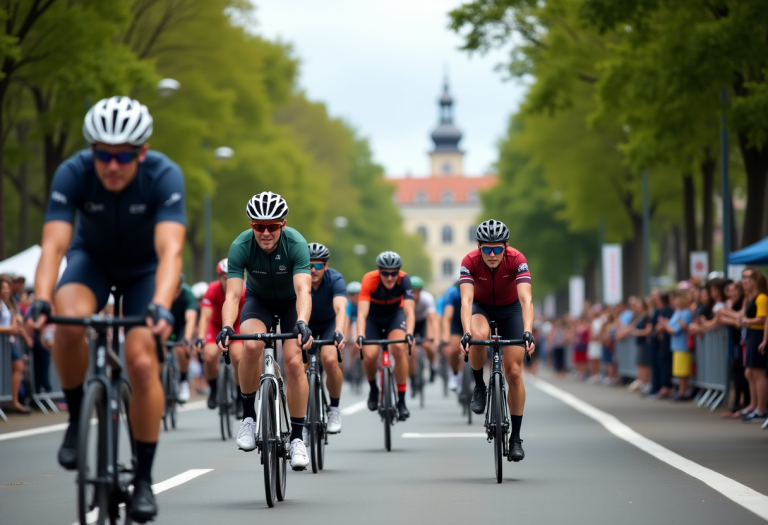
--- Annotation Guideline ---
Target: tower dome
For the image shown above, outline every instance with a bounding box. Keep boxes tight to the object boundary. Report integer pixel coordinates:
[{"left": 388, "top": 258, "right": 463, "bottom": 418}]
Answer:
[{"left": 431, "top": 78, "right": 462, "bottom": 152}]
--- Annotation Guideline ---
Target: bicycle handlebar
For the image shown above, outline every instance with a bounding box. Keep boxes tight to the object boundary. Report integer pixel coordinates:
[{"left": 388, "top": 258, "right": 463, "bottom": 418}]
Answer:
[
  {"left": 164, "top": 340, "right": 187, "bottom": 348},
  {"left": 361, "top": 339, "right": 408, "bottom": 346},
  {"left": 414, "top": 337, "right": 433, "bottom": 344},
  {"left": 308, "top": 339, "right": 343, "bottom": 363},
  {"left": 463, "top": 339, "right": 531, "bottom": 363},
  {"left": 222, "top": 332, "right": 300, "bottom": 365}
]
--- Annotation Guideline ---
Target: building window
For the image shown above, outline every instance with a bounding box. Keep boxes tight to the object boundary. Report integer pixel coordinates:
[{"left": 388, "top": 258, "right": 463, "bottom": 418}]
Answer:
[
  {"left": 442, "top": 259, "right": 454, "bottom": 277},
  {"left": 416, "top": 226, "right": 427, "bottom": 243},
  {"left": 414, "top": 191, "right": 428, "bottom": 204},
  {"left": 442, "top": 225, "right": 453, "bottom": 244},
  {"left": 441, "top": 190, "right": 454, "bottom": 203},
  {"left": 468, "top": 225, "right": 476, "bottom": 243},
  {"left": 468, "top": 189, "right": 479, "bottom": 203},
  {"left": 442, "top": 162, "right": 452, "bottom": 174}
]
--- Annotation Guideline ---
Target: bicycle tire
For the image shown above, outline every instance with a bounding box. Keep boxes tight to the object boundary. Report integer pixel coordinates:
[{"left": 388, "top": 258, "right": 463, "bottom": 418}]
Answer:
[
  {"left": 317, "top": 390, "right": 326, "bottom": 471},
  {"left": 382, "top": 367, "right": 392, "bottom": 452},
  {"left": 219, "top": 365, "right": 230, "bottom": 441},
  {"left": 226, "top": 373, "right": 234, "bottom": 439},
  {"left": 170, "top": 361, "right": 178, "bottom": 430},
  {"left": 462, "top": 365, "right": 473, "bottom": 424},
  {"left": 493, "top": 375, "right": 503, "bottom": 483},
  {"left": 308, "top": 373, "right": 319, "bottom": 473},
  {"left": 161, "top": 365, "right": 169, "bottom": 432},
  {"left": 440, "top": 355, "right": 448, "bottom": 398},
  {"left": 78, "top": 381, "right": 107, "bottom": 525},
  {"left": 418, "top": 353, "right": 425, "bottom": 409},
  {"left": 275, "top": 387, "right": 287, "bottom": 501},
  {"left": 110, "top": 381, "right": 135, "bottom": 525},
  {"left": 260, "top": 380, "right": 277, "bottom": 508}
]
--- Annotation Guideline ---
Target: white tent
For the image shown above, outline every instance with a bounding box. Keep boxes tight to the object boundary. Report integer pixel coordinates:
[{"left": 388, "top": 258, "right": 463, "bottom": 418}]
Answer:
[{"left": 0, "top": 245, "right": 67, "bottom": 288}]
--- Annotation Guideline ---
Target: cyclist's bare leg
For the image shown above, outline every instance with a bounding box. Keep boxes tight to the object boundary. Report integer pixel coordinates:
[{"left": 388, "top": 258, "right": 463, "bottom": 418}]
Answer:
[
  {"left": 125, "top": 327, "right": 164, "bottom": 441},
  {"left": 389, "top": 329, "right": 409, "bottom": 385},
  {"left": 468, "top": 314, "right": 490, "bottom": 372},
  {"left": 320, "top": 345, "right": 342, "bottom": 399},
  {"left": 282, "top": 339, "right": 308, "bottom": 418},
  {"left": 202, "top": 343, "right": 220, "bottom": 382},
  {"left": 238, "top": 318, "right": 264, "bottom": 395},
  {"left": 52, "top": 284, "right": 95, "bottom": 389},
  {"left": 447, "top": 335, "right": 462, "bottom": 373},
  {"left": 503, "top": 346, "right": 526, "bottom": 415},
  {"left": 229, "top": 342, "right": 243, "bottom": 386},
  {"left": 362, "top": 345, "right": 381, "bottom": 381}
]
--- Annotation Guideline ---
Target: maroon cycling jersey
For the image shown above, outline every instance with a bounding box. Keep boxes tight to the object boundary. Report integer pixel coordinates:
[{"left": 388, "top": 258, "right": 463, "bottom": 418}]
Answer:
[{"left": 459, "top": 247, "right": 531, "bottom": 306}]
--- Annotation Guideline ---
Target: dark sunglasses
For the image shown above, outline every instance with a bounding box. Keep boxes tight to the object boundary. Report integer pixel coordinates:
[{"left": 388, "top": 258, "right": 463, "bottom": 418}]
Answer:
[
  {"left": 250, "top": 222, "right": 282, "bottom": 233},
  {"left": 93, "top": 148, "right": 141, "bottom": 164},
  {"left": 379, "top": 270, "right": 399, "bottom": 278},
  {"left": 311, "top": 262, "right": 325, "bottom": 270},
  {"left": 481, "top": 246, "right": 505, "bottom": 255}
]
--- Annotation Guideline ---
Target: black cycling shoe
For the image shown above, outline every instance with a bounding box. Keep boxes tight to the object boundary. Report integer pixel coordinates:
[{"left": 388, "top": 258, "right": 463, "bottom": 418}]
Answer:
[
  {"left": 206, "top": 388, "right": 217, "bottom": 410},
  {"left": 429, "top": 367, "right": 436, "bottom": 383},
  {"left": 128, "top": 480, "right": 158, "bottom": 523},
  {"left": 58, "top": 423, "right": 78, "bottom": 471},
  {"left": 367, "top": 385, "right": 379, "bottom": 411},
  {"left": 397, "top": 402, "right": 410, "bottom": 421},
  {"left": 509, "top": 439, "right": 525, "bottom": 462},
  {"left": 470, "top": 385, "right": 487, "bottom": 414}
]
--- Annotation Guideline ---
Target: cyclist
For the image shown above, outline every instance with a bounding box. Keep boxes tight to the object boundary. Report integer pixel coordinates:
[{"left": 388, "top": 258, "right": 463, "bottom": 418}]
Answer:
[
  {"left": 459, "top": 219, "right": 535, "bottom": 462},
  {"left": 169, "top": 273, "right": 198, "bottom": 403},
  {"left": 355, "top": 251, "right": 415, "bottom": 420},
  {"left": 409, "top": 276, "right": 439, "bottom": 390},
  {"left": 441, "top": 283, "right": 464, "bottom": 391},
  {"left": 196, "top": 259, "right": 246, "bottom": 412},
  {"left": 345, "top": 281, "right": 361, "bottom": 365},
  {"left": 306, "top": 242, "right": 347, "bottom": 433},
  {"left": 26, "top": 97, "right": 185, "bottom": 522},
  {"left": 217, "top": 191, "right": 313, "bottom": 470}
]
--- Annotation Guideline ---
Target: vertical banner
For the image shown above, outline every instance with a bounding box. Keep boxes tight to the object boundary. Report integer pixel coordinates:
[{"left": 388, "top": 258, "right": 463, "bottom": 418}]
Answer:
[
  {"left": 602, "top": 244, "right": 623, "bottom": 305},
  {"left": 544, "top": 293, "right": 556, "bottom": 318},
  {"left": 569, "top": 276, "right": 584, "bottom": 318},
  {"left": 690, "top": 251, "right": 709, "bottom": 279}
]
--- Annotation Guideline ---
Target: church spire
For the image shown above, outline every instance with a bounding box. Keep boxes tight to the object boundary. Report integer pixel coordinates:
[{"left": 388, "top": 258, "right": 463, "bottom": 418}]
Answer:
[{"left": 431, "top": 76, "right": 462, "bottom": 152}]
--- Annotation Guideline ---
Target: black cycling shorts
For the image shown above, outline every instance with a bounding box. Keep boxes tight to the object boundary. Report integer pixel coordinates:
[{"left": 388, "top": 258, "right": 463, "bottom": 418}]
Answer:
[
  {"left": 471, "top": 300, "right": 524, "bottom": 344},
  {"left": 58, "top": 249, "right": 155, "bottom": 324},
  {"left": 365, "top": 308, "right": 407, "bottom": 340},
  {"left": 309, "top": 317, "right": 336, "bottom": 341},
  {"left": 414, "top": 319, "right": 427, "bottom": 338},
  {"left": 240, "top": 288, "right": 297, "bottom": 332}
]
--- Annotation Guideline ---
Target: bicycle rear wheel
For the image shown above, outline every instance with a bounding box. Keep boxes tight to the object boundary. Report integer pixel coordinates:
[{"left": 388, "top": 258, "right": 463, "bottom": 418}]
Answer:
[
  {"left": 309, "top": 373, "right": 319, "bottom": 474},
  {"left": 219, "top": 366, "right": 230, "bottom": 441},
  {"left": 492, "top": 375, "right": 503, "bottom": 483},
  {"left": 382, "top": 367, "right": 392, "bottom": 452},
  {"left": 260, "top": 380, "right": 277, "bottom": 508},
  {"left": 78, "top": 381, "right": 107, "bottom": 525},
  {"left": 317, "top": 388, "right": 327, "bottom": 471}
]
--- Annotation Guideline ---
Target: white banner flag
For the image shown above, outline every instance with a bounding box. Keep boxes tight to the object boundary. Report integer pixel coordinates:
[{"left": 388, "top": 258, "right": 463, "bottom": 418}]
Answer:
[
  {"left": 602, "top": 244, "right": 623, "bottom": 305},
  {"left": 690, "top": 251, "right": 708, "bottom": 279},
  {"left": 569, "top": 276, "right": 584, "bottom": 318}
]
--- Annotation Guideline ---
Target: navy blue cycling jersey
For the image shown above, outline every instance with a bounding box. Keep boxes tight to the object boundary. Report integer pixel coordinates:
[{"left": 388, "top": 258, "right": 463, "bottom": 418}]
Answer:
[
  {"left": 309, "top": 267, "right": 347, "bottom": 323},
  {"left": 45, "top": 150, "right": 186, "bottom": 273}
]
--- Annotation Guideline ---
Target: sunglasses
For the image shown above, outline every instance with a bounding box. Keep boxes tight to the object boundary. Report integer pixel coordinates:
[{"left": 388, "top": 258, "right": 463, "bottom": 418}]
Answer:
[
  {"left": 481, "top": 246, "right": 505, "bottom": 255},
  {"left": 311, "top": 263, "right": 325, "bottom": 270},
  {"left": 93, "top": 148, "right": 141, "bottom": 164},
  {"left": 379, "top": 270, "right": 399, "bottom": 278},
  {"left": 250, "top": 222, "right": 282, "bottom": 233}
]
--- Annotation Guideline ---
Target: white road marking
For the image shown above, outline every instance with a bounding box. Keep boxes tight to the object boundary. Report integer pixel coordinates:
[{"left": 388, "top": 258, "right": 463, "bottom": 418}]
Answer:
[
  {"left": 0, "top": 401, "right": 207, "bottom": 442},
  {"left": 75, "top": 469, "right": 213, "bottom": 525},
  {"left": 340, "top": 400, "right": 367, "bottom": 415},
  {"left": 531, "top": 376, "right": 768, "bottom": 522},
  {"left": 402, "top": 432, "right": 485, "bottom": 438}
]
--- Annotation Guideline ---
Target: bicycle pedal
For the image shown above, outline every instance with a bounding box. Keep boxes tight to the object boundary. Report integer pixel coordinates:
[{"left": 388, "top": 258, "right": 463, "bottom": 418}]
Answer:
[{"left": 291, "top": 465, "right": 307, "bottom": 472}]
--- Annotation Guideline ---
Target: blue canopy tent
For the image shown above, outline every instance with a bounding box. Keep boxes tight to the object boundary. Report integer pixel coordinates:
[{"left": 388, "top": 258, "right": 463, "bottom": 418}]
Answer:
[{"left": 729, "top": 236, "right": 768, "bottom": 265}]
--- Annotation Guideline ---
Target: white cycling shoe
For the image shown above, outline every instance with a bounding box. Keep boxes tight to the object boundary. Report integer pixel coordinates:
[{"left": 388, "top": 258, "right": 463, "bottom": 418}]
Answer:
[
  {"left": 448, "top": 372, "right": 461, "bottom": 392},
  {"left": 236, "top": 417, "right": 257, "bottom": 451},
  {"left": 178, "top": 381, "right": 191, "bottom": 403},
  {"left": 290, "top": 438, "right": 309, "bottom": 470},
  {"left": 327, "top": 407, "right": 342, "bottom": 434},
  {"left": 302, "top": 425, "right": 309, "bottom": 445}
]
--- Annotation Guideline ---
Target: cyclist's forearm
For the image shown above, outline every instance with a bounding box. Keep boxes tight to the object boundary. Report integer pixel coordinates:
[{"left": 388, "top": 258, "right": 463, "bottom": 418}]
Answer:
[
  {"left": 35, "top": 221, "right": 72, "bottom": 302},
  {"left": 404, "top": 300, "right": 415, "bottom": 334},
  {"left": 357, "top": 314, "right": 367, "bottom": 340},
  {"left": 184, "top": 311, "right": 197, "bottom": 341},
  {"left": 333, "top": 297, "right": 347, "bottom": 333}
]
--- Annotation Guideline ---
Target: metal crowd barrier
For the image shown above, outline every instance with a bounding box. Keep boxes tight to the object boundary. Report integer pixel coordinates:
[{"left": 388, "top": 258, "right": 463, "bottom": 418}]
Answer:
[
  {"left": 0, "top": 335, "right": 13, "bottom": 421},
  {"left": 692, "top": 328, "right": 729, "bottom": 411},
  {"left": 27, "top": 339, "right": 65, "bottom": 414},
  {"left": 615, "top": 336, "right": 638, "bottom": 379}
]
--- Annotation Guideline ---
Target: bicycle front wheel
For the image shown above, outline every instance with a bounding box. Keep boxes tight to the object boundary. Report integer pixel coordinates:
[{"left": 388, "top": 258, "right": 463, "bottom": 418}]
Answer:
[
  {"left": 219, "top": 366, "right": 230, "bottom": 441},
  {"left": 169, "top": 361, "right": 178, "bottom": 430},
  {"left": 382, "top": 367, "right": 392, "bottom": 452},
  {"left": 317, "top": 391, "right": 326, "bottom": 471},
  {"left": 418, "top": 354, "right": 425, "bottom": 409},
  {"left": 462, "top": 365, "right": 473, "bottom": 425},
  {"left": 78, "top": 381, "right": 107, "bottom": 525},
  {"left": 308, "top": 373, "right": 319, "bottom": 474},
  {"left": 161, "top": 365, "right": 169, "bottom": 432},
  {"left": 260, "top": 380, "right": 277, "bottom": 507},
  {"left": 493, "top": 375, "right": 503, "bottom": 483}
]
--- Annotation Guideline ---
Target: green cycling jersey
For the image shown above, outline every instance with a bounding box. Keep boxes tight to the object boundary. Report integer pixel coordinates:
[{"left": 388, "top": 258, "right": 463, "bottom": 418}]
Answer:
[{"left": 227, "top": 226, "right": 311, "bottom": 301}]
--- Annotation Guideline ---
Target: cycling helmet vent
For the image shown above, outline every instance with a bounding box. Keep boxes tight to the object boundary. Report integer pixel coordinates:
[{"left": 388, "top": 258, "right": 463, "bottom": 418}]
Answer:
[
  {"left": 376, "top": 251, "right": 402, "bottom": 270},
  {"left": 308, "top": 242, "right": 330, "bottom": 261},
  {"left": 83, "top": 96, "right": 153, "bottom": 146},
  {"left": 245, "top": 191, "right": 289, "bottom": 221},
  {"left": 346, "top": 281, "right": 362, "bottom": 294},
  {"left": 476, "top": 219, "right": 510, "bottom": 244}
]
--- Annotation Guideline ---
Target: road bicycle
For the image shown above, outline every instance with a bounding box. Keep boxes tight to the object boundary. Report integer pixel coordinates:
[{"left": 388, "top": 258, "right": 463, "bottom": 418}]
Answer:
[
  {"left": 459, "top": 359, "right": 473, "bottom": 425},
  {"left": 161, "top": 340, "right": 184, "bottom": 431},
  {"left": 412, "top": 337, "right": 433, "bottom": 408},
  {"left": 216, "top": 351, "right": 237, "bottom": 441},
  {"left": 49, "top": 289, "right": 162, "bottom": 525},
  {"left": 361, "top": 331, "right": 410, "bottom": 452},
  {"left": 229, "top": 315, "right": 296, "bottom": 508},
  {"left": 464, "top": 320, "right": 529, "bottom": 483},
  {"left": 305, "top": 338, "right": 341, "bottom": 473}
]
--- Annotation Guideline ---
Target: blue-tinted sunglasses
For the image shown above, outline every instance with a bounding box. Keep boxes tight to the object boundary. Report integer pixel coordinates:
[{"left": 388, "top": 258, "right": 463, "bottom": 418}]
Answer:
[
  {"left": 93, "top": 148, "right": 141, "bottom": 164},
  {"left": 481, "top": 246, "right": 504, "bottom": 255},
  {"left": 311, "top": 262, "right": 326, "bottom": 270}
]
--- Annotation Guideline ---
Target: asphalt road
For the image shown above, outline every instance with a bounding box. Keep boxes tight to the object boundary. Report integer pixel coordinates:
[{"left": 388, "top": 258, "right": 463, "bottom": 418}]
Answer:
[{"left": 1, "top": 374, "right": 767, "bottom": 525}]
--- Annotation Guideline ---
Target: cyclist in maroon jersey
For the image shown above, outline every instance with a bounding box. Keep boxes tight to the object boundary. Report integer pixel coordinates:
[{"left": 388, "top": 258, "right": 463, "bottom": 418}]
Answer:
[{"left": 459, "top": 219, "right": 535, "bottom": 462}]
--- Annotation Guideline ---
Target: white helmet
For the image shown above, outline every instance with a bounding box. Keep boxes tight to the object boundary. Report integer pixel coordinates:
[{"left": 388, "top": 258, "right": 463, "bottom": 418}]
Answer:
[
  {"left": 246, "top": 191, "right": 289, "bottom": 221},
  {"left": 83, "top": 97, "right": 153, "bottom": 146},
  {"left": 191, "top": 282, "right": 209, "bottom": 299}
]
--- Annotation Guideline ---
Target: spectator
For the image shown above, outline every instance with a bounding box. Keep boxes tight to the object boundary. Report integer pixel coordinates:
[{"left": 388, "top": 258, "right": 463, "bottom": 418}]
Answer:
[
  {"left": 549, "top": 318, "right": 567, "bottom": 377},
  {"left": 631, "top": 298, "right": 652, "bottom": 394},
  {"left": 573, "top": 315, "right": 589, "bottom": 379},
  {"left": 659, "top": 290, "right": 693, "bottom": 401},
  {"left": 588, "top": 305, "right": 606, "bottom": 383},
  {"left": 11, "top": 275, "right": 28, "bottom": 316},
  {"left": 739, "top": 267, "right": 767, "bottom": 422},
  {"left": 0, "top": 275, "right": 30, "bottom": 414},
  {"left": 31, "top": 296, "right": 55, "bottom": 394},
  {"left": 601, "top": 308, "right": 619, "bottom": 385},
  {"left": 717, "top": 280, "right": 749, "bottom": 417},
  {"left": 649, "top": 292, "right": 674, "bottom": 399}
]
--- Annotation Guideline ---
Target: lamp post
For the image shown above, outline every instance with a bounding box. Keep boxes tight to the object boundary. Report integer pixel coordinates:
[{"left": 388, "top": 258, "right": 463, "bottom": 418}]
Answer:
[
  {"left": 642, "top": 169, "right": 651, "bottom": 295},
  {"left": 720, "top": 89, "right": 731, "bottom": 274},
  {"left": 203, "top": 147, "right": 235, "bottom": 281}
]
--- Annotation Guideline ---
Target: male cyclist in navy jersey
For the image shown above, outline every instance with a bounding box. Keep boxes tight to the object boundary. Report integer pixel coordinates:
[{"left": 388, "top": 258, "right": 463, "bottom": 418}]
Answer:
[
  {"left": 459, "top": 219, "right": 535, "bottom": 462},
  {"left": 26, "top": 97, "right": 186, "bottom": 522}
]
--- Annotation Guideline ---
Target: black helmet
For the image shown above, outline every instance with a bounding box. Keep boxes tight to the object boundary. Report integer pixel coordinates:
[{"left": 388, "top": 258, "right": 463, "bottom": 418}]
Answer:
[
  {"left": 476, "top": 219, "right": 510, "bottom": 244},
  {"left": 308, "top": 242, "right": 330, "bottom": 261},
  {"left": 376, "top": 251, "right": 402, "bottom": 270}
]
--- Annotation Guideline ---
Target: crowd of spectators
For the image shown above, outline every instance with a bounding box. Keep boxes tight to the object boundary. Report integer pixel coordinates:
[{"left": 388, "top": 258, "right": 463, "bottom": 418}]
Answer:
[
  {"left": 0, "top": 274, "right": 34, "bottom": 414},
  {"left": 540, "top": 267, "right": 768, "bottom": 425}
]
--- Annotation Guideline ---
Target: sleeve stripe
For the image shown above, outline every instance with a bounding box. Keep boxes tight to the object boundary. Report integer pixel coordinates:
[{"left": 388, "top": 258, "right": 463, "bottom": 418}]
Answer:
[
  {"left": 459, "top": 277, "right": 474, "bottom": 284},
  {"left": 516, "top": 276, "right": 531, "bottom": 283}
]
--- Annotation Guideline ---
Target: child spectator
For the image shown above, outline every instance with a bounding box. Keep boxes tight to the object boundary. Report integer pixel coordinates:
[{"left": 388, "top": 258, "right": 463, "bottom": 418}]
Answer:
[{"left": 659, "top": 290, "right": 694, "bottom": 401}]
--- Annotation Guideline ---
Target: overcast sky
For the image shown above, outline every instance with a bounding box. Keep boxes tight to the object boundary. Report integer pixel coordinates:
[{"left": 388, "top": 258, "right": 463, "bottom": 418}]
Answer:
[{"left": 249, "top": 0, "right": 528, "bottom": 177}]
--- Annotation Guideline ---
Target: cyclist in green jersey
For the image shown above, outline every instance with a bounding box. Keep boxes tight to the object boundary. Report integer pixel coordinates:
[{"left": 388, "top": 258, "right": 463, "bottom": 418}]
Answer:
[{"left": 217, "top": 191, "right": 313, "bottom": 470}]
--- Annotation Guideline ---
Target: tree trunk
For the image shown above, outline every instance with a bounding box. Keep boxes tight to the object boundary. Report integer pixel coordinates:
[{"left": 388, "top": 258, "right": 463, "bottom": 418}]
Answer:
[
  {"left": 700, "top": 151, "right": 715, "bottom": 270},
  {"left": 16, "top": 123, "right": 30, "bottom": 252},
  {"left": 621, "top": 213, "right": 645, "bottom": 298},
  {"left": 682, "top": 172, "right": 696, "bottom": 278},
  {"left": 673, "top": 225, "right": 684, "bottom": 281},
  {"left": 187, "top": 222, "right": 205, "bottom": 281},
  {"left": 583, "top": 258, "right": 596, "bottom": 304},
  {"left": 736, "top": 133, "right": 768, "bottom": 247}
]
